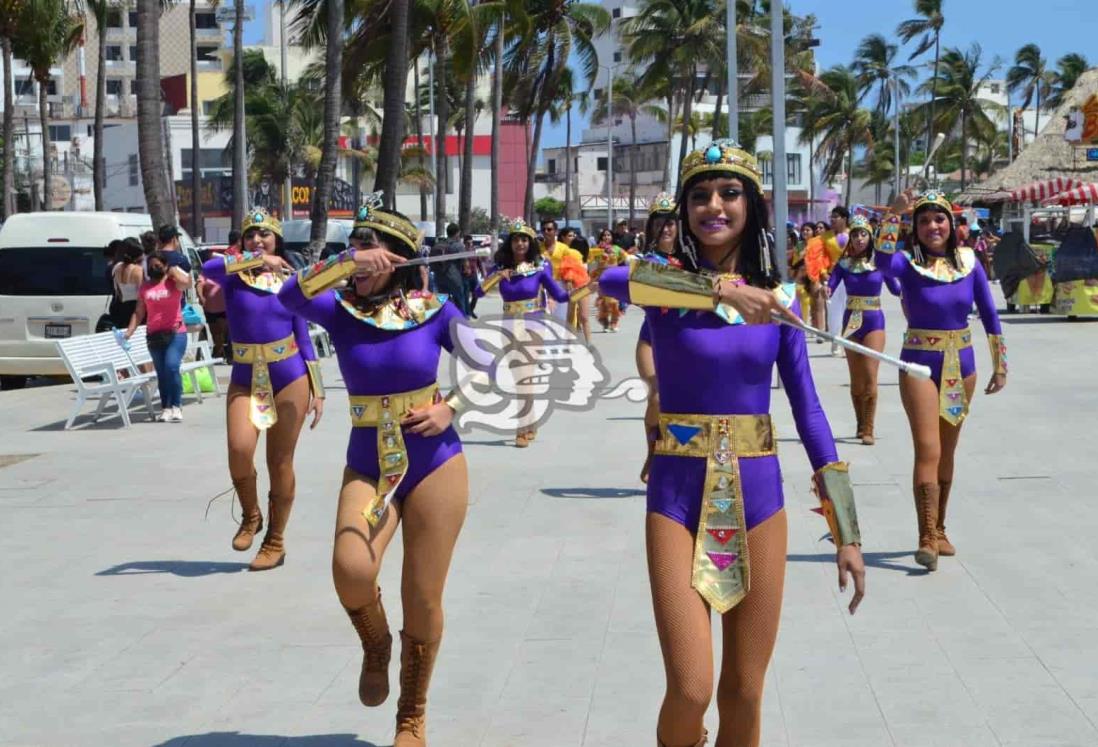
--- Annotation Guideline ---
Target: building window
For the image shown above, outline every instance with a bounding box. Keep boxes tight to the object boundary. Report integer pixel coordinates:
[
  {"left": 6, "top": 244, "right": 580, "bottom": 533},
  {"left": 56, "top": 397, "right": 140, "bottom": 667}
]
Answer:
[
  {"left": 613, "top": 51, "right": 622, "bottom": 63},
  {"left": 130, "top": 79, "right": 138, "bottom": 95},
  {"left": 105, "top": 79, "right": 123, "bottom": 96},
  {"left": 128, "top": 154, "right": 139, "bottom": 186},
  {"left": 48, "top": 124, "right": 71, "bottom": 142},
  {"left": 180, "top": 148, "right": 232, "bottom": 179},
  {"left": 760, "top": 157, "right": 773, "bottom": 185},
  {"left": 196, "top": 45, "right": 220, "bottom": 63},
  {"left": 129, "top": 45, "right": 137, "bottom": 61},
  {"left": 786, "top": 153, "right": 802, "bottom": 185},
  {"left": 195, "top": 12, "right": 218, "bottom": 29},
  {"left": 106, "top": 9, "right": 122, "bottom": 28},
  {"left": 547, "top": 158, "right": 556, "bottom": 174},
  {"left": 128, "top": 11, "right": 138, "bottom": 28},
  {"left": 202, "top": 100, "right": 216, "bottom": 116},
  {"left": 574, "top": 158, "right": 579, "bottom": 172},
  {"left": 593, "top": 88, "right": 603, "bottom": 100},
  {"left": 106, "top": 45, "right": 124, "bottom": 62},
  {"left": 988, "top": 82, "right": 1000, "bottom": 94},
  {"left": 597, "top": 157, "right": 608, "bottom": 171},
  {"left": 612, "top": 7, "right": 621, "bottom": 18}
]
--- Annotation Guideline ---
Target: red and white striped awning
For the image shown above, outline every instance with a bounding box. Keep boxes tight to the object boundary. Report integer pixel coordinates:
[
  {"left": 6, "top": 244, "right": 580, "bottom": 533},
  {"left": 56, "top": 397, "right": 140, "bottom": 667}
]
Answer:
[
  {"left": 1042, "top": 183, "right": 1098, "bottom": 206},
  {"left": 1009, "top": 178, "right": 1085, "bottom": 203}
]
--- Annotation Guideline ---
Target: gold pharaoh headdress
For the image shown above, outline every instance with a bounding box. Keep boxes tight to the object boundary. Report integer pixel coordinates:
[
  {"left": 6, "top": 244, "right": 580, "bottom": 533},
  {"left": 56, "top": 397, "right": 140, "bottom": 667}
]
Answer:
[
  {"left": 354, "top": 191, "right": 420, "bottom": 253},
  {"left": 241, "top": 207, "right": 282, "bottom": 237},
  {"left": 648, "top": 192, "right": 677, "bottom": 215},
  {"left": 505, "top": 217, "right": 538, "bottom": 240},
  {"left": 912, "top": 190, "right": 954, "bottom": 216},
  {"left": 679, "top": 139, "right": 764, "bottom": 192},
  {"left": 849, "top": 215, "right": 872, "bottom": 234}
]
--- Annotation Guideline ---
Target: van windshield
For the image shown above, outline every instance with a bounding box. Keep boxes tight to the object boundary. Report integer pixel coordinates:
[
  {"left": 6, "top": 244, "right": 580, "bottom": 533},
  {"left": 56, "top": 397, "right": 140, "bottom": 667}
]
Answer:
[{"left": 0, "top": 247, "right": 112, "bottom": 296}]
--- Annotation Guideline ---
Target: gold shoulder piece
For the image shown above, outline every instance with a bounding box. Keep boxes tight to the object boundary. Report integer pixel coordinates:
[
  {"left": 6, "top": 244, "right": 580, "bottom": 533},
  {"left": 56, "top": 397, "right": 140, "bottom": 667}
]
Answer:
[
  {"left": 299, "top": 252, "right": 356, "bottom": 298},
  {"left": 627, "top": 260, "right": 717, "bottom": 310}
]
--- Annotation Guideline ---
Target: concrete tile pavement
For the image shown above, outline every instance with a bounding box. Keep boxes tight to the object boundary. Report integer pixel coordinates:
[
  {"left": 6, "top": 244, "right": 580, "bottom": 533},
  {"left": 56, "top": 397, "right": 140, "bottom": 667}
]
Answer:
[{"left": 1, "top": 291, "right": 1097, "bottom": 746}]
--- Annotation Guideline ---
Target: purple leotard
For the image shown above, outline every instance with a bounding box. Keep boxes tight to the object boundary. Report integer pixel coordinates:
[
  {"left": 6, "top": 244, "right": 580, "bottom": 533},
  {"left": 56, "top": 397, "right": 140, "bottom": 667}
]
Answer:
[
  {"left": 202, "top": 256, "right": 318, "bottom": 393},
  {"left": 278, "top": 277, "right": 464, "bottom": 500},
  {"left": 475, "top": 261, "right": 570, "bottom": 312},
  {"left": 878, "top": 249, "right": 1003, "bottom": 384},
  {"left": 604, "top": 267, "right": 838, "bottom": 532},
  {"left": 827, "top": 253, "right": 902, "bottom": 341}
]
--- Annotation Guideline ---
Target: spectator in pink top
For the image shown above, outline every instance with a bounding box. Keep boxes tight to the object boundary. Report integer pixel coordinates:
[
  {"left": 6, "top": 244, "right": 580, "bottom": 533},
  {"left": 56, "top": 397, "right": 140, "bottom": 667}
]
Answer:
[{"left": 124, "top": 252, "right": 194, "bottom": 422}]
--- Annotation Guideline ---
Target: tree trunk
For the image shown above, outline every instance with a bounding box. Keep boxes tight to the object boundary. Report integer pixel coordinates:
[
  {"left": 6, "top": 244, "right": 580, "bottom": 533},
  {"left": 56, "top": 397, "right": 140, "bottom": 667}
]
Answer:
[
  {"left": 309, "top": 0, "right": 343, "bottom": 259},
  {"left": 413, "top": 59, "right": 427, "bottom": 219},
  {"left": 435, "top": 36, "right": 451, "bottom": 237},
  {"left": 189, "top": 0, "right": 201, "bottom": 236},
  {"left": 1, "top": 38, "right": 14, "bottom": 218},
  {"left": 490, "top": 19, "right": 503, "bottom": 237},
  {"left": 374, "top": 0, "right": 409, "bottom": 209},
  {"left": 524, "top": 37, "right": 555, "bottom": 223},
  {"left": 807, "top": 133, "right": 815, "bottom": 219},
  {"left": 926, "top": 33, "right": 939, "bottom": 160},
  {"left": 564, "top": 102, "right": 571, "bottom": 224},
  {"left": 136, "top": 0, "right": 175, "bottom": 226},
  {"left": 93, "top": 14, "right": 107, "bottom": 210},
  {"left": 960, "top": 110, "right": 967, "bottom": 191},
  {"left": 711, "top": 76, "right": 725, "bottom": 138},
  {"left": 629, "top": 114, "right": 637, "bottom": 228},
  {"left": 1034, "top": 86, "right": 1040, "bottom": 140},
  {"left": 459, "top": 70, "right": 475, "bottom": 233},
  {"left": 675, "top": 70, "right": 698, "bottom": 194},
  {"left": 232, "top": 0, "right": 246, "bottom": 229},
  {"left": 38, "top": 79, "right": 50, "bottom": 210},
  {"left": 663, "top": 93, "right": 674, "bottom": 190},
  {"left": 525, "top": 109, "right": 547, "bottom": 223},
  {"left": 844, "top": 145, "right": 853, "bottom": 206}
]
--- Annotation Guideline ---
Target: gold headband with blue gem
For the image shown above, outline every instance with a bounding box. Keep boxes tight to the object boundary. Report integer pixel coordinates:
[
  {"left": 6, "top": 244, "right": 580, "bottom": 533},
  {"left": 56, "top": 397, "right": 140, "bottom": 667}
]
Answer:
[
  {"left": 242, "top": 207, "right": 282, "bottom": 237},
  {"left": 505, "top": 217, "right": 537, "bottom": 241},
  {"left": 353, "top": 191, "right": 420, "bottom": 253},
  {"left": 849, "top": 215, "right": 872, "bottom": 234},
  {"left": 913, "top": 190, "right": 954, "bottom": 216},
  {"left": 648, "top": 192, "right": 677, "bottom": 215},
  {"left": 680, "top": 139, "right": 763, "bottom": 192}
]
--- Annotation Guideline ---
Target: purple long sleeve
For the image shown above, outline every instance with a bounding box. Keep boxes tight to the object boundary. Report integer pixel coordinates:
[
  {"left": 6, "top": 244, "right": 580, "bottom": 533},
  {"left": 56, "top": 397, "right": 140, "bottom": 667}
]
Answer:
[
  {"left": 971, "top": 261, "right": 1003, "bottom": 336},
  {"left": 827, "top": 266, "right": 843, "bottom": 293},
  {"left": 201, "top": 256, "right": 228, "bottom": 285},
  {"left": 597, "top": 265, "right": 630, "bottom": 304},
  {"left": 292, "top": 313, "right": 318, "bottom": 362},
  {"left": 776, "top": 305, "right": 839, "bottom": 471},
  {"left": 538, "top": 264, "right": 570, "bottom": 303},
  {"left": 278, "top": 272, "right": 340, "bottom": 330}
]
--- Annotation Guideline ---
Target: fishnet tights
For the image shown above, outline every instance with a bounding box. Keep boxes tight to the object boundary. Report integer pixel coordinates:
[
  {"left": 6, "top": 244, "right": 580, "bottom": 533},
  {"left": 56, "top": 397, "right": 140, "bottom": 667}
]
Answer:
[{"left": 648, "top": 510, "right": 787, "bottom": 747}]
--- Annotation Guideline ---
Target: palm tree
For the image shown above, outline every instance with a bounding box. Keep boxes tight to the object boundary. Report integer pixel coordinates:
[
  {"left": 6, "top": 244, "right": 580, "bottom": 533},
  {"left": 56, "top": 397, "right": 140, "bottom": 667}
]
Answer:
[
  {"left": 897, "top": 0, "right": 945, "bottom": 158},
  {"left": 308, "top": 0, "right": 342, "bottom": 258},
  {"left": 1007, "top": 43, "right": 1053, "bottom": 140},
  {"left": 231, "top": 0, "right": 246, "bottom": 228},
  {"left": 453, "top": 1, "right": 487, "bottom": 235},
  {"left": 85, "top": 0, "right": 111, "bottom": 211},
  {"left": 14, "top": 0, "right": 83, "bottom": 212},
  {"left": 916, "top": 44, "right": 1001, "bottom": 190},
  {"left": 507, "top": 0, "right": 609, "bottom": 221},
  {"left": 853, "top": 33, "right": 916, "bottom": 115},
  {"left": 374, "top": 0, "right": 411, "bottom": 209},
  {"left": 595, "top": 76, "right": 665, "bottom": 227},
  {"left": 133, "top": 0, "right": 175, "bottom": 225},
  {"left": 188, "top": 0, "right": 204, "bottom": 233},
  {"left": 0, "top": 0, "right": 21, "bottom": 218},
  {"left": 799, "top": 66, "right": 873, "bottom": 205},
  {"left": 1047, "top": 53, "right": 1089, "bottom": 109},
  {"left": 545, "top": 67, "right": 577, "bottom": 223}
]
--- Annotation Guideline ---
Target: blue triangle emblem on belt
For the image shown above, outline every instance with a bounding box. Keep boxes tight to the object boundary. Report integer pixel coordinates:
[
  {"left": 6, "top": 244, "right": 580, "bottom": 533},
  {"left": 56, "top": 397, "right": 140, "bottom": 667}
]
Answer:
[
  {"left": 667, "top": 424, "right": 702, "bottom": 445},
  {"left": 710, "top": 498, "right": 733, "bottom": 513}
]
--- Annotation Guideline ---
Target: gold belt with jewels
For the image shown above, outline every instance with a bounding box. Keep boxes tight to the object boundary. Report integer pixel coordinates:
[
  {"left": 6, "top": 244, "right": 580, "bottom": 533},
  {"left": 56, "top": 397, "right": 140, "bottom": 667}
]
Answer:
[
  {"left": 502, "top": 297, "right": 544, "bottom": 316},
  {"left": 232, "top": 333, "right": 299, "bottom": 430},
  {"left": 903, "top": 327, "right": 972, "bottom": 426},
  {"left": 842, "top": 295, "right": 881, "bottom": 338},
  {"left": 653, "top": 412, "right": 776, "bottom": 614},
  {"left": 348, "top": 382, "right": 442, "bottom": 526}
]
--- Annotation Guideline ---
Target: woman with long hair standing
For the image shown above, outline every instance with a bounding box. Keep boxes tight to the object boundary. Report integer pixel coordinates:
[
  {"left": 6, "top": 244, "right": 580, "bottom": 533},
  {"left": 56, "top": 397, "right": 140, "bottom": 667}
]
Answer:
[
  {"left": 200, "top": 208, "right": 325, "bottom": 571},
  {"left": 597, "top": 141, "right": 865, "bottom": 747},
  {"left": 877, "top": 192, "right": 1006, "bottom": 570},
  {"left": 588, "top": 227, "right": 627, "bottom": 332},
  {"left": 279, "top": 200, "right": 468, "bottom": 747},
  {"left": 826, "top": 215, "right": 901, "bottom": 445}
]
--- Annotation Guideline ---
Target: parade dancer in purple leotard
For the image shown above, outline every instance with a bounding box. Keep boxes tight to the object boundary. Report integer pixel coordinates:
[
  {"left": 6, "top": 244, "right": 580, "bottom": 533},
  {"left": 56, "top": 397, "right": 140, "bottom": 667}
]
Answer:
[
  {"left": 278, "top": 199, "right": 466, "bottom": 747},
  {"left": 201, "top": 208, "right": 324, "bottom": 571},
  {"left": 826, "top": 215, "right": 902, "bottom": 445},
  {"left": 876, "top": 191, "right": 1007, "bottom": 571},
  {"left": 475, "top": 218, "right": 583, "bottom": 447},
  {"left": 596, "top": 141, "right": 866, "bottom": 747}
]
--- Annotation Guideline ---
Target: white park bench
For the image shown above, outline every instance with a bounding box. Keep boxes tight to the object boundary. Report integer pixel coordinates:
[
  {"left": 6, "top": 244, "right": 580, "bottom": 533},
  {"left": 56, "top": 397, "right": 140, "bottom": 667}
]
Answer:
[{"left": 55, "top": 328, "right": 224, "bottom": 429}]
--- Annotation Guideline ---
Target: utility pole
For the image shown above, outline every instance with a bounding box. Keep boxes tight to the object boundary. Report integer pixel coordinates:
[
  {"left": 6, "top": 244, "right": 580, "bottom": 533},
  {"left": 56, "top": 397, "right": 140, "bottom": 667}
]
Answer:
[
  {"left": 607, "top": 69, "right": 614, "bottom": 229},
  {"left": 428, "top": 47, "right": 439, "bottom": 236},
  {"left": 727, "top": 0, "right": 737, "bottom": 142},
  {"left": 280, "top": 0, "right": 293, "bottom": 219},
  {"left": 231, "top": 0, "right": 247, "bottom": 229},
  {"left": 769, "top": 0, "right": 787, "bottom": 277}
]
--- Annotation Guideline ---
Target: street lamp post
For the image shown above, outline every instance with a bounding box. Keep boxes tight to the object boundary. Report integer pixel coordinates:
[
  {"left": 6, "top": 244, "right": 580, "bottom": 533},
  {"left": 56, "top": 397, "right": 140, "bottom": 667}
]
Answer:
[
  {"left": 598, "top": 63, "right": 618, "bottom": 230},
  {"left": 727, "top": 0, "right": 737, "bottom": 141},
  {"left": 279, "top": 0, "right": 293, "bottom": 219},
  {"left": 769, "top": 0, "right": 787, "bottom": 275},
  {"left": 893, "top": 79, "right": 901, "bottom": 201}
]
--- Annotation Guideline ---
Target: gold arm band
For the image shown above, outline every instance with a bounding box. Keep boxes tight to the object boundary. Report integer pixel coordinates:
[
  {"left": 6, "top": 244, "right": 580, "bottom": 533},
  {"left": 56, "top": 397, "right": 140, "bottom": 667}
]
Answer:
[
  {"left": 570, "top": 284, "right": 594, "bottom": 304},
  {"left": 299, "top": 252, "right": 356, "bottom": 298},
  {"left": 443, "top": 390, "right": 465, "bottom": 413},
  {"left": 306, "top": 359, "right": 325, "bottom": 399},
  {"left": 224, "top": 252, "right": 265, "bottom": 274},
  {"left": 813, "top": 462, "right": 861, "bottom": 547},
  {"left": 479, "top": 272, "right": 504, "bottom": 294},
  {"left": 988, "top": 334, "right": 1007, "bottom": 376},
  {"left": 627, "top": 260, "right": 718, "bottom": 310}
]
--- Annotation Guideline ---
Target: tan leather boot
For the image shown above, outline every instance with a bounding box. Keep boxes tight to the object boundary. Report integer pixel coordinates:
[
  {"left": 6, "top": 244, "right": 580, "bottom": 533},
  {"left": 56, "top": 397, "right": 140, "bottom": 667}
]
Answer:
[
  {"left": 346, "top": 589, "right": 393, "bottom": 707},
  {"left": 249, "top": 494, "right": 293, "bottom": 571},
  {"left": 231, "top": 472, "right": 263, "bottom": 551},
  {"left": 514, "top": 431, "right": 530, "bottom": 448},
  {"left": 394, "top": 632, "right": 441, "bottom": 747},
  {"left": 914, "top": 483, "right": 940, "bottom": 571},
  {"left": 937, "top": 480, "right": 956, "bottom": 556},
  {"left": 657, "top": 728, "right": 708, "bottom": 746},
  {"left": 861, "top": 392, "right": 877, "bottom": 446},
  {"left": 851, "top": 391, "right": 865, "bottom": 438}
]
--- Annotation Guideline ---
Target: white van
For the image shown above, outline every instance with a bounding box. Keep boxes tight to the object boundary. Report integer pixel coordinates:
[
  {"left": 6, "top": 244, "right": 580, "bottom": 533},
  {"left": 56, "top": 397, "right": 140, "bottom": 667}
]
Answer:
[
  {"left": 0, "top": 211, "right": 199, "bottom": 388},
  {"left": 281, "top": 219, "right": 354, "bottom": 262}
]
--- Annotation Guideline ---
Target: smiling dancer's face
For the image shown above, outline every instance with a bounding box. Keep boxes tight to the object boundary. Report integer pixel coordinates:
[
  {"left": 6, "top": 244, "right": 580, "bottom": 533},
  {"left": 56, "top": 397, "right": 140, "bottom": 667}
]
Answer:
[
  {"left": 916, "top": 209, "right": 951, "bottom": 254},
  {"left": 686, "top": 177, "right": 747, "bottom": 255}
]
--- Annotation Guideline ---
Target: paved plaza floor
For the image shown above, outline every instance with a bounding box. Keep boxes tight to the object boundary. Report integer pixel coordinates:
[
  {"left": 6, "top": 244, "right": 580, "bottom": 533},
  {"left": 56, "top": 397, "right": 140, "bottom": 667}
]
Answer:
[{"left": 2, "top": 290, "right": 1097, "bottom": 747}]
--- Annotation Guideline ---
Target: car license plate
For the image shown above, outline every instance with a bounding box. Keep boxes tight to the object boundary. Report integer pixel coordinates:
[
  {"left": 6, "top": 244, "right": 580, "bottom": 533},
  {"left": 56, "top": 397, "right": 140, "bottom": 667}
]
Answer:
[{"left": 45, "top": 323, "right": 72, "bottom": 338}]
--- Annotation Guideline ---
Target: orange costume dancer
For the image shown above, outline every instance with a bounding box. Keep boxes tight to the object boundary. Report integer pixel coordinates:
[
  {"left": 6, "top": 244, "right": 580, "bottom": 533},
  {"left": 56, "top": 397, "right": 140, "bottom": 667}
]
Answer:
[{"left": 587, "top": 227, "right": 628, "bottom": 331}]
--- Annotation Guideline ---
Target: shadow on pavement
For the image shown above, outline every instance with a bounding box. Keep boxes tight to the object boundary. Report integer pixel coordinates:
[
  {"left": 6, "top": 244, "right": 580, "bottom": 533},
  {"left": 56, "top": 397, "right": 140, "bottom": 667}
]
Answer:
[
  {"left": 459, "top": 438, "right": 513, "bottom": 447},
  {"left": 786, "top": 550, "right": 928, "bottom": 575},
  {"left": 1001, "top": 316, "right": 1098, "bottom": 325},
  {"left": 605, "top": 416, "right": 644, "bottom": 421},
  {"left": 541, "top": 487, "right": 646, "bottom": 499},
  {"left": 96, "top": 560, "right": 250, "bottom": 577},
  {"left": 152, "top": 733, "right": 380, "bottom": 747}
]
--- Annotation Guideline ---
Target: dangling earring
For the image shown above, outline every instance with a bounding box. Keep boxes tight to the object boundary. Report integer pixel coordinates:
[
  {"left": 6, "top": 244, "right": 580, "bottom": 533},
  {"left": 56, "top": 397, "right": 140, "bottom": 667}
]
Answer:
[
  {"left": 759, "top": 229, "right": 773, "bottom": 277},
  {"left": 912, "top": 242, "right": 925, "bottom": 263},
  {"left": 678, "top": 232, "right": 699, "bottom": 269}
]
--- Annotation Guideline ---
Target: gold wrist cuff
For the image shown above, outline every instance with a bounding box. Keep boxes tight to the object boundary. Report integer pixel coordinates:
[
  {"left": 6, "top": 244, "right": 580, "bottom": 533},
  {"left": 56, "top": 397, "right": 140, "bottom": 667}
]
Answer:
[
  {"left": 479, "top": 272, "right": 503, "bottom": 294},
  {"left": 813, "top": 462, "right": 861, "bottom": 547},
  {"left": 988, "top": 334, "right": 1007, "bottom": 376},
  {"left": 569, "top": 284, "right": 594, "bottom": 303},
  {"left": 627, "top": 260, "right": 717, "bottom": 310},
  {"left": 225, "top": 252, "right": 265, "bottom": 274},
  {"left": 443, "top": 390, "right": 465, "bottom": 413},
  {"left": 306, "top": 359, "right": 325, "bottom": 399},
  {"left": 299, "top": 253, "right": 355, "bottom": 298}
]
